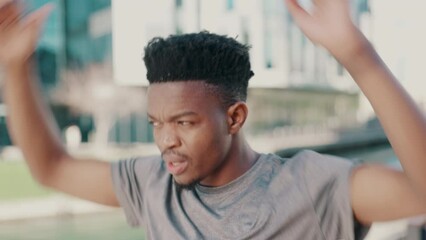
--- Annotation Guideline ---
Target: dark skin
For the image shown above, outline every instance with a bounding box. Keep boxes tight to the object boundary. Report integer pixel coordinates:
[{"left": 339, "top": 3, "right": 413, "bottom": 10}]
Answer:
[
  {"left": 147, "top": 81, "right": 259, "bottom": 187},
  {"left": 2, "top": 0, "right": 426, "bottom": 226}
]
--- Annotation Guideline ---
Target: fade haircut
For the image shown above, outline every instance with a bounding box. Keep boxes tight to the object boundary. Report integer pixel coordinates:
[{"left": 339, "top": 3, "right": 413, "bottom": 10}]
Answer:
[{"left": 143, "top": 31, "right": 254, "bottom": 106}]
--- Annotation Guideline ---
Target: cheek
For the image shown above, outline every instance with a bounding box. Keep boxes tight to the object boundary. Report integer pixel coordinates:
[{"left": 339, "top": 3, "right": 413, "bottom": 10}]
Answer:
[
  {"left": 183, "top": 122, "right": 230, "bottom": 159},
  {"left": 152, "top": 129, "right": 162, "bottom": 149}
]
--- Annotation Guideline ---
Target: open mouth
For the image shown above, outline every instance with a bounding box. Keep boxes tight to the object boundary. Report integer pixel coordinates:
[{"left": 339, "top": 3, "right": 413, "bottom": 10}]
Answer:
[{"left": 167, "top": 161, "right": 189, "bottom": 175}]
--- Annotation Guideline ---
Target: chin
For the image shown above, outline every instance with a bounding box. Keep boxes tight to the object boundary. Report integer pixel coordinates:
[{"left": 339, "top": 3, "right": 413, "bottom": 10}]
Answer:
[{"left": 174, "top": 178, "right": 198, "bottom": 191}]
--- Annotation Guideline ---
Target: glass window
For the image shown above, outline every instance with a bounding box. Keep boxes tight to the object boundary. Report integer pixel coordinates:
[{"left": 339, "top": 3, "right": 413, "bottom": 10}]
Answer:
[{"left": 226, "top": 0, "right": 234, "bottom": 11}]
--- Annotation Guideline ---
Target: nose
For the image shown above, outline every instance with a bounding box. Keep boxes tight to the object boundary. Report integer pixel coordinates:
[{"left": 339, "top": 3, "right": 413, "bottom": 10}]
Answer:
[
  {"left": 157, "top": 128, "right": 180, "bottom": 150},
  {"left": 163, "top": 134, "right": 179, "bottom": 148}
]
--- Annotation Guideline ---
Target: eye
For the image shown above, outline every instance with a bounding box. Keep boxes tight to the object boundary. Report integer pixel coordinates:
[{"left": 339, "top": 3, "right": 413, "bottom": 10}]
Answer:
[
  {"left": 149, "top": 121, "right": 162, "bottom": 127},
  {"left": 177, "top": 121, "right": 193, "bottom": 126}
]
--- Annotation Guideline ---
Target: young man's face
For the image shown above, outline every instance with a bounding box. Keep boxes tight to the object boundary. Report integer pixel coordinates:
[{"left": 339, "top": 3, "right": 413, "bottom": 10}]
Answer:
[{"left": 147, "top": 81, "right": 233, "bottom": 188}]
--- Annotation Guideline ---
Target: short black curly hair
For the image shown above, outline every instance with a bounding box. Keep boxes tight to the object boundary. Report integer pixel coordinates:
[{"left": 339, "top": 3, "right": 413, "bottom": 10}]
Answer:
[{"left": 143, "top": 31, "right": 254, "bottom": 105}]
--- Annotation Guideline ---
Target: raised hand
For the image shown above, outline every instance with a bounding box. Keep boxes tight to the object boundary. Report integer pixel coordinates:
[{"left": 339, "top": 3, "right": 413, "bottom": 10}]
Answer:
[
  {"left": 284, "top": 0, "right": 363, "bottom": 59},
  {"left": 286, "top": 0, "right": 426, "bottom": 225},
  {"left": 0, "top": 1, "right": 52, "bottom": 66}
]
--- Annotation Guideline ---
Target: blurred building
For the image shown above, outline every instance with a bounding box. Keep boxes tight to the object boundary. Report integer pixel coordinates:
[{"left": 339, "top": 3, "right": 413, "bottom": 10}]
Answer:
[
  {"left": 0, "top": 0, "right": 113, "bottom": 147},
  {"left": 113, "top": 0, "right": 369, "bottom": 89},
  {"left": 113, "top": 0, "right": 371, "bottom": 138},
  {"left": 369, "top": 0, "right": 426, "bottom": 109},
  {"left": 24, "top": 0, "right": 112, "bottom": 88},
  {"left": 0, "top": 0, "right": 376, "bottom": 148}
]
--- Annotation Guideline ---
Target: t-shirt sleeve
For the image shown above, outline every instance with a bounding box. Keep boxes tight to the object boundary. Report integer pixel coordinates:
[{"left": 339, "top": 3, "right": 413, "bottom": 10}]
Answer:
[
  {"left": 293, "top": 150, "right": 369, "bottom": 240},
  {"left": 111, "top": 156, "right": 161, "bottom": 227}
]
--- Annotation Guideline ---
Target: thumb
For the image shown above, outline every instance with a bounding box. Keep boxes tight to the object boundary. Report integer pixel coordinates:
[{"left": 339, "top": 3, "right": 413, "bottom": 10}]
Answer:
[
  {"left": 284, "top": 0, "right": 310, "bottom": 29},
  {"left": 285, "top": 0, "right": 305, "bottom": 15},
  {"left": 23, "top": 4, "right": 54, "bottom": 31},
  {"left": 22, "top": 4, "right": 54, "bottom": 46}
]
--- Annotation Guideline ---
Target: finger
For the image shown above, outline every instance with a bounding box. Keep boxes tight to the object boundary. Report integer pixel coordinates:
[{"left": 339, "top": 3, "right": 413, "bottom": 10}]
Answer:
[
  {"left": 22, "top": 3, "right": 53, "bottom": 29},
  {"left": 284, "top": 0, "right": 311, "bottom": 28},
  {"left": 22, "top": 4, "right": 53, "bottom": 42},
  {"left": 285, "top": 0, "right": 309, "bottom": 18},
  {"left": 0, "top": 1, "right": 22, "bottom": 30},
  {"left": 312, "top": 0, "right": 323, "bottom": 5},
  {"left": 0, "top": 0, "right": 19, "bottom": 24},
  {"left": 0, "top": 0, "right": 14, "bottom": 9}
]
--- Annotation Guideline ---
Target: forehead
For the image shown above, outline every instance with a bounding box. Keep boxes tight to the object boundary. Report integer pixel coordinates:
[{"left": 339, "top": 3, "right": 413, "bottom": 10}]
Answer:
[{"left": 147, "top": 81, "right": 221, "bottom": 115}]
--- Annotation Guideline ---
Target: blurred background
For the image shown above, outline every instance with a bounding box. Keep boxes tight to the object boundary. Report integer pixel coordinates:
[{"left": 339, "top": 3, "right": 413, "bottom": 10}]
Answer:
[{"left": 0, "top": 0, "right": 425, "bottom": 239}]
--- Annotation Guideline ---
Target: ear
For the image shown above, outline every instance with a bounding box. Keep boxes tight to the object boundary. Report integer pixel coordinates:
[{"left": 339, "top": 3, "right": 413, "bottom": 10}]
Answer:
[{"left": 226, "top": 102, "right": 248, "bottom": 134}]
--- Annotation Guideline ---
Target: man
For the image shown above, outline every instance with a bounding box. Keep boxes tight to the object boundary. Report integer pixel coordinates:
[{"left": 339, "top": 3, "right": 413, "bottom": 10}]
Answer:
[{"left": 1, "top": 0, "right": 425, "bottom": 239}]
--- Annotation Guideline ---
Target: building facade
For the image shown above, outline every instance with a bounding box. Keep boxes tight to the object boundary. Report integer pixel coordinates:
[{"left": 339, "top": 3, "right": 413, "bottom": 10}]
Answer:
[
  {"left": 112, "top": 0, "right": 370, "bottom": 139},
  {"left": 0, "top": 0, "right": 114, "bottom": 147},
  {"left": 1, "top": 0, "right": 374, "bottom": 147}
]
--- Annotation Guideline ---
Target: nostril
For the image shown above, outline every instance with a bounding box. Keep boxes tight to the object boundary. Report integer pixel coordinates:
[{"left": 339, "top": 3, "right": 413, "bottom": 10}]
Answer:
[
  {"left": 163, "top": 134, "right": 179, "bottom": 146},
  {"left": 163, "top": 135, "right": 171, "bottom": 144}
]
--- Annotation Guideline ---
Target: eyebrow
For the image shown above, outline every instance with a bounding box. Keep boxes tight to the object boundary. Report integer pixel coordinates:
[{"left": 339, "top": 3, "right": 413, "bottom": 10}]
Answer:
[{"left": 147, "top": 111, "right": 198, "bottom": 122}]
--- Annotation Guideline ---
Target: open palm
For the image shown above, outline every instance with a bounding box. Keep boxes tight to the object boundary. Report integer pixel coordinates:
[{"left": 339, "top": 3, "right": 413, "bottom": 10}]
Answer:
[
  {"left": 0, "top": 2, "right": 52, "bottom": 65},
  {"left": 285, "top": 0, "right": 358, "bottom": 52}
]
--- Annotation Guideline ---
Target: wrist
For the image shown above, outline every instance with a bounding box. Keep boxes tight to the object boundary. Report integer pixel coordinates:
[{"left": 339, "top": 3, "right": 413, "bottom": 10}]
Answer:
[
  {"left": 8, "top": 57, "right": 30, "bottom": 66},
  {"left": 4, "top": 60, "right": 33, "bottom": 88},
  {"left": 329, "top": 27, "right": 370, "bottom": 63},
  {"left": 332, "top": 33, "right": 386, "bottom": 84},
  {"left": 5, "top": 59, "right": 32, "bottom": 74}
]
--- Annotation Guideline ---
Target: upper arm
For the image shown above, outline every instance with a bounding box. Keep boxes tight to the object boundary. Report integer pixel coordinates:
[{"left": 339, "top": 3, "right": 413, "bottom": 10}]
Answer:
[
  {"left": 351, "top": 164, "right": 426, "bottom": 225},
  {"left": 41, "top": 154, "right": 119, "bottom": 207}
]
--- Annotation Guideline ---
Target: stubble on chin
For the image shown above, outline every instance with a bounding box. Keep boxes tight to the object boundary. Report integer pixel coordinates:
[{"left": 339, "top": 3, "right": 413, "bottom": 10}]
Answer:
[{"left": 174, "top": 178, "right": 198, "bottom": 191}]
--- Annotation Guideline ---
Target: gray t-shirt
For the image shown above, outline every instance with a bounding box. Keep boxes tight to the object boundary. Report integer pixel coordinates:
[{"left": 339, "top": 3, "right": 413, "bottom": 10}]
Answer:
[{"left": 112, "top": 150, "right": 357, "bottom": 240}]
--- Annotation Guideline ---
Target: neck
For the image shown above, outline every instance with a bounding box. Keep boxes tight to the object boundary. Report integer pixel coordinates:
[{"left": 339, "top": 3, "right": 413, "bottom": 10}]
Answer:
[{"left": 199, "top": 133, "right": 260, "bottom": 187}]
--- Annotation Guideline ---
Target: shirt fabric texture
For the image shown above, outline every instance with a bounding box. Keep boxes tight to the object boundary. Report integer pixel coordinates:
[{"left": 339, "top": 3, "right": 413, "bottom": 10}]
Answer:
[{"left": 111, "top": 150, "right": 358, "bottom": 240}]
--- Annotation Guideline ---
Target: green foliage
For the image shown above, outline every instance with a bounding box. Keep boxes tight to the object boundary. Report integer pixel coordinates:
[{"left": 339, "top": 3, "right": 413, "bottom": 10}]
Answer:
[{"left": 0, "top": 161, "right": 52, "bottom": 200}]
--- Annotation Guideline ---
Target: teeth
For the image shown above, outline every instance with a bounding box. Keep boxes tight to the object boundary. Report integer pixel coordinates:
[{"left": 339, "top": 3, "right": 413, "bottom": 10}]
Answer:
[{"left": 172, "top": 162, "right": 180, "bottom": 166}]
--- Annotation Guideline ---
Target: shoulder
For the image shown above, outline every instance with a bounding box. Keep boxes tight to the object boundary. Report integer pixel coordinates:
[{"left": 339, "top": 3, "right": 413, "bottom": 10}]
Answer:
[
  {"left": 283, "top": 150, "right": 355, "bottom": 201},
  {"left": 258, "top": 150, "right": 354, "bottom": 179},
  {"left": 115, "top": 155, "right": 163, "bottom": 168},
  {"left": 111, "top": 155, "right": 166, "bottom": 182},
  {"left": 290, "top": 151, "right": 357, "bottom": 238},
  {"left": 110, "top": 155, "right": 167, "bottom": 227},
  {"left": 288, "top": 149, "right": 354, "bottom": 174}
]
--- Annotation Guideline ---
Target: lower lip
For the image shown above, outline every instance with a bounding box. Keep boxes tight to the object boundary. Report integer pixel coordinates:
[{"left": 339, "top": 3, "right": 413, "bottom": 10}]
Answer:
[{"left": 167, "top": 161, "right": 189, "bottom": 175}]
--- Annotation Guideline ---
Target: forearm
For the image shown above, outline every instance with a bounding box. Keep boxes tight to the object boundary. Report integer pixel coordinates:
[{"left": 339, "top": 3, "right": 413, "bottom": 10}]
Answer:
[
  {"left": 4, "top": 61, "right": 68, "bottom": 183},
  {"left": 336, "top": 32, "right": 426, "bottom": 197}
]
